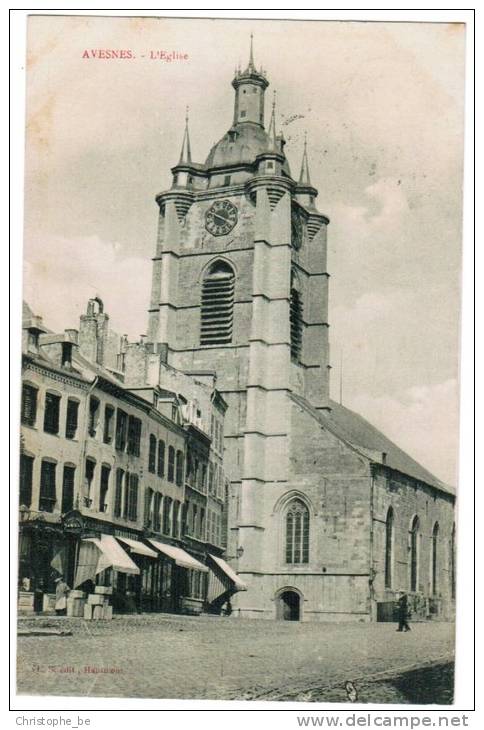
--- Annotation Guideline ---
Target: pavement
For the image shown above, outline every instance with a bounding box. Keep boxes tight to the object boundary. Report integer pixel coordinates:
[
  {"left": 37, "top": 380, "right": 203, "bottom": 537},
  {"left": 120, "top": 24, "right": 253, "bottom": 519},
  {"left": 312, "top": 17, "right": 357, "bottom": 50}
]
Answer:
[{"left": 16, "top": 614, "right": 455, "bottom": 703}]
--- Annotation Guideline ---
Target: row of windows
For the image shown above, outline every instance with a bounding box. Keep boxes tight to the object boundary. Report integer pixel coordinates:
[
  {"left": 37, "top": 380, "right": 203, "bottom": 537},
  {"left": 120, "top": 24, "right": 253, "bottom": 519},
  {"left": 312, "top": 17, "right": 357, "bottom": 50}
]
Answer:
[
  {"left": 148, "top": 436, "right": 184, "bottom": 486},
  {"left": 22, "top": 386, "right": 182, "bottom": 477},
  {"left": 19, "top": 454, "right": 223, "bottom": 546},
  {"left": 112, "top": 468, "right": 139, "bottom": 521},
  {"left": 206, "top": 508, "right": 223, "bottom": 547},
  {"left": 183, "top": 500, "right": 206, "bottom": 541},
  {"left": 22, "top": 385, "right": 81, "bottom": 440},
  {"left": 144, "top": 488, "right": 181, "bottom": 538},
  {"left": 20, "top": 454, "right": 75, "bottom": 514},
  {"left": 384, "top": 509, "right": 456, "bottom": 597}
]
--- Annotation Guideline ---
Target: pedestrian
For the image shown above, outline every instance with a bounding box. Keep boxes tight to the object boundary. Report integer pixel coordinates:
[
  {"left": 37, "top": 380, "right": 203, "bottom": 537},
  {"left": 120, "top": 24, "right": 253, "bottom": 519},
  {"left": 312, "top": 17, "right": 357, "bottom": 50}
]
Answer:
[
  {"left": 396, "top": 591, "right": 411, "bottom": 632},
  {"left": 54, "top": 576, "right": 70, "bottom": 616}
]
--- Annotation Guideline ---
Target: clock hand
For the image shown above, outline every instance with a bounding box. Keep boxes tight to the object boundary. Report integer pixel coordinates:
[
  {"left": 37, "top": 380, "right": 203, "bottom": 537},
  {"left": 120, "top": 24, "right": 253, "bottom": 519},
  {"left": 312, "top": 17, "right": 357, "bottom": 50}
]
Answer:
[{"left": 212, "top": 213, "right": 227, "bottom": 225}]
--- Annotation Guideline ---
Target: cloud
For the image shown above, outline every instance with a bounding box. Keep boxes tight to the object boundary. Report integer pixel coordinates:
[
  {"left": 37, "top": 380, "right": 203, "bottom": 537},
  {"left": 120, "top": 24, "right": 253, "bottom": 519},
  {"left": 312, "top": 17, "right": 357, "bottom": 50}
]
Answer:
[
  {"left": 347, "top": 379, "right": 460, "bottom": 485},
  {"left": 23, "top": 234, "right": 151, "bottom": 338}
]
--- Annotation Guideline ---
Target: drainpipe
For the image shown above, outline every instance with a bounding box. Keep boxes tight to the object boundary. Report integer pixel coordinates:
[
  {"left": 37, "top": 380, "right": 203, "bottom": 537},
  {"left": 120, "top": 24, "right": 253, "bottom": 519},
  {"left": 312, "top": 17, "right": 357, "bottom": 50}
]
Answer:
[{"left": 77, "top": 376, "right": 99, "bottom": 511}]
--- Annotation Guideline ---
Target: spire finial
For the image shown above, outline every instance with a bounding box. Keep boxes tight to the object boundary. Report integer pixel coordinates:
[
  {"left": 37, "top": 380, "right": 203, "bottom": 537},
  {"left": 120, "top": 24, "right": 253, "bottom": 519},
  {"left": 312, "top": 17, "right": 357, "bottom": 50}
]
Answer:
[
  {"left": 249, "top": 33, "right": 254, "bottom": 69},
  {"left": 178, "top": 106, "right": 192, "bottom": 165},
  {"left": 299, "top": 131, "right": 311, "bottom": 185},
  {"left": 267, "top": 90, "right": 278, "bottom": 151}
]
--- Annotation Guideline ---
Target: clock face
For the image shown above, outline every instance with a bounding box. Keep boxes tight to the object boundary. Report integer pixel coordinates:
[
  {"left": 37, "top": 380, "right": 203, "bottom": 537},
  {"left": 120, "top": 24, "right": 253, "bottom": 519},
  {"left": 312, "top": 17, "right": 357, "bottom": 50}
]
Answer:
[
  {"left": 205, "top": 199, "right": 238, "bottom": 237},
  {"left": 291, "top": 211, "right": 303, "bottom": 250}
]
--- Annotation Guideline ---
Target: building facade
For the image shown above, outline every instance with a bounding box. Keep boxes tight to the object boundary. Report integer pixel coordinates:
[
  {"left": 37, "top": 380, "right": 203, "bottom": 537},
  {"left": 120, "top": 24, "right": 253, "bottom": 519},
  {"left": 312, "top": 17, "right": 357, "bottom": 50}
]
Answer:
[
  {"left": 18, "top": 302, "right": 243, "bottom": 616},
  {"left": 145, "top": 45, "right": 456, "bottom": 621}
]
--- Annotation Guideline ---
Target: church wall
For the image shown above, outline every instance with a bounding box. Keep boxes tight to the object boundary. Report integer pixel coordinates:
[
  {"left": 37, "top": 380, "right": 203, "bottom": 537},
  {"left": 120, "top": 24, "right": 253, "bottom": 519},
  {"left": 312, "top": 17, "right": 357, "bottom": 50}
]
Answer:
[
  {"left": 371, "top": 467, "right": 455, "bottom": 620},
  {"left": 232, "top": 397, "right": 373, "bottom": 620}
]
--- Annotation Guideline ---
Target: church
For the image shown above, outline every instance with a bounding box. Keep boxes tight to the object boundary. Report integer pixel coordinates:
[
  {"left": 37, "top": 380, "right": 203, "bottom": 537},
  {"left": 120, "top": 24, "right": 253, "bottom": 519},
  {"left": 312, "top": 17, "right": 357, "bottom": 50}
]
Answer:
[{"left": 145, "top": 41, "right": 456, "bottom": 622}]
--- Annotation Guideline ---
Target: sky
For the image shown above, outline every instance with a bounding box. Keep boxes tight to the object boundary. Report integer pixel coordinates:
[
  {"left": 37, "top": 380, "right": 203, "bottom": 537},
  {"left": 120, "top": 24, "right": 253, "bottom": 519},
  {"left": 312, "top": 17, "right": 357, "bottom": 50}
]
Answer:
[{"left": 22, "top": 16, "right": 465, "bottom": 485}]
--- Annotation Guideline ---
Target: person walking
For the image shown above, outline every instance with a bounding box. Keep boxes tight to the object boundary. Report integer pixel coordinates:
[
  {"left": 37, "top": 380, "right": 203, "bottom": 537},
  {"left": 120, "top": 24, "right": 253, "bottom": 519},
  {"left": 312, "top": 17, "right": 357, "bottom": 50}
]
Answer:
[
  {"left": 396, "top": 591, "right": 411, "bottom": 632},
  {"left": 54, "top": 576, "right": 70, "bottom": 616}
]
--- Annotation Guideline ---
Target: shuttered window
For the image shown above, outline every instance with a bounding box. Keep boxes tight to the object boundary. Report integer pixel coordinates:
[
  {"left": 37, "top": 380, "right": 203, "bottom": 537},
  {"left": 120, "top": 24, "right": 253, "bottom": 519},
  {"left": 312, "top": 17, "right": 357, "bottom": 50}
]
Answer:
[
  {"left": 127, "top": 473, "right": 138, "bottom": 521},
  {"left": 21, "top": 385, "right": 37, "bottom": 427},
  {"left": 115, "top": 409, "right": 128, "bottom": 451},
  {"left": 99, "top": 465, "right": 110, "bottom": 513},
  {"left": 148, "top": 434, "right": 157, "bottom": 473},
  {"left": 114, "top": 468, "right": 124, "bottom": 517},
  {"left": 175, "top": 450, "right": 184, "bottom": 486},
  {"left": 103, "top": 405, "right": 115, "bottom": 444},
  {"left": 65, "top": 399, "right": 79, "bottom": 440},
  {"left": 61, "top": 465, "right": 75, "bottom": 513},
  {"left": 200, "top": 261, "right": 235, "bottom": 345},
  {"left": 19, "top": 454, "right": 34, "bottom": 507},
  {"left": 127, "top": 415, "right": 142, "bottom": 456},
  {"left": 167, "top": 446, "right": 175, "bottom": 482},
  {"left": 43, "top": 393, "right": 61, "bottom": 435},
  {"left": 39, "top": 460, "right": 56, "bottom": 512},
  {"left": 157, "top": 440, "right": 165, "bottom": 477}
]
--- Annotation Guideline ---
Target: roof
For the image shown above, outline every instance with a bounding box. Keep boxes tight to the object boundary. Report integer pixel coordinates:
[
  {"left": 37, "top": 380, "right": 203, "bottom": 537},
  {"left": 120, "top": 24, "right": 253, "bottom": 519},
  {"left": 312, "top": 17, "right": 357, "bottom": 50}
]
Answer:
[
  {"left": 205, "top": 122, "right": 291, "bottom": 175},
  {"left": 291, "top": 393, "right": 455, "bottom": 497}
]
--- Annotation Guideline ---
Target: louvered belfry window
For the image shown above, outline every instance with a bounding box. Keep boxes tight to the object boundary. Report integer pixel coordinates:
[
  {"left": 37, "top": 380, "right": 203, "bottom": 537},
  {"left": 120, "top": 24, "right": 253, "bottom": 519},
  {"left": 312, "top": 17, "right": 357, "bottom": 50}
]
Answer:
[
  {"left": 200, "top": 261, "right": 235, "bottom": 345},
  {"left": 290, "top": 286, "right": 303, "bottom": 362}
]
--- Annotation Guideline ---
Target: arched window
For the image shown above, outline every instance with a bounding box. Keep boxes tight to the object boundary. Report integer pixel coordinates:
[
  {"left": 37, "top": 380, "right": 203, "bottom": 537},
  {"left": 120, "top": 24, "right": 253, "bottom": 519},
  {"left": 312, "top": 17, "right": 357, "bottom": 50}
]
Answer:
[
  {"left": 200, "top": 260, "right": 235, "bottom": 345},
  {"left": 431, "top": 522, "right": 439, "bottom": 596},
  {"left": 384, "top": 507, "right": 394, "bottom": 588},
  {"left": 285, "top": 499, "right": 309, "bottom": 564},
  {"left": 410, "top": 516, "right": 420, "bottom": 592},
  {"left": 290, "top": 271, "right": 303, "bottom": 362}
]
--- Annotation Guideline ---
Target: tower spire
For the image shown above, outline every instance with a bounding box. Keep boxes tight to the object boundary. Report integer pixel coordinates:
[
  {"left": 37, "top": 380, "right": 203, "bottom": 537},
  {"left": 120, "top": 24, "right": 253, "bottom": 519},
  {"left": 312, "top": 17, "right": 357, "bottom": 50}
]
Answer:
[
  {"left": 299, "top": 132, "right": 311, "bottom": 185},
  {"left": 178, "top": 106, "right": 192, "bottom": 165},
  {"left": 249, "top": 33, "right": 255, "bottom": 71},
  {"left": 267, "top": 91, "right": 278, "bottom": 150}
]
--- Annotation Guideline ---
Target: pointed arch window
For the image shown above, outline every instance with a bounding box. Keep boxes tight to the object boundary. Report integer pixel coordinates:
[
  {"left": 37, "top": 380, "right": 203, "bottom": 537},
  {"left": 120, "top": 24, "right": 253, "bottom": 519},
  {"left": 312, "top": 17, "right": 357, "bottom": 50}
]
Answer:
[
  {"left": 290, "top": 271, "right": 303, "bottom": 362},
  {"left": 285, "top": 499, "right": 309, "bottom": 564},
  {"left": 384, "top": 507, "right": 394, "bottom": 589},
  {"left": 431, "top": 522, "right": 439, "bottom": 596},
  {"left": 410, "top": 515, "right": 420, "bottom": 592},
  {"left": 200, "top": 260, "right": 235, "bottom": 345}
]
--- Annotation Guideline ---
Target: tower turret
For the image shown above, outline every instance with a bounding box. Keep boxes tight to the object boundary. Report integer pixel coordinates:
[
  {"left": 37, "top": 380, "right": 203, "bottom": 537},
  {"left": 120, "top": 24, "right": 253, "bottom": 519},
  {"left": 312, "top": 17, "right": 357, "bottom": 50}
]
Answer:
[
  {"left": 295, "top": 134, "right": 319, "bottom": 210},
  {"left": 231, "top": 35, "right": 269, "bottom": 127}
]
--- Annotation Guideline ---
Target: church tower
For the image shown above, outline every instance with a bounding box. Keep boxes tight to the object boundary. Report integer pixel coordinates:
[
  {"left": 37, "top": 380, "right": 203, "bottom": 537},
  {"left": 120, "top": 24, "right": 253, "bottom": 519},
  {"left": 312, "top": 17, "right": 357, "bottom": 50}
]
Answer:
[{"left": 147, "top": 40, "right": 333, "bottom": 617}]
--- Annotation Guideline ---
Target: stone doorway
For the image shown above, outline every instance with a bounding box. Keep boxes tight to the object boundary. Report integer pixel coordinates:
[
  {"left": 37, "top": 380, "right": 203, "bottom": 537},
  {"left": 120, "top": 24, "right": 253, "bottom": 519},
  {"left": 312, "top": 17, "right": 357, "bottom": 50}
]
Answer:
[{"left": 276, "top": 589, "right": 301, "bottom": 621}]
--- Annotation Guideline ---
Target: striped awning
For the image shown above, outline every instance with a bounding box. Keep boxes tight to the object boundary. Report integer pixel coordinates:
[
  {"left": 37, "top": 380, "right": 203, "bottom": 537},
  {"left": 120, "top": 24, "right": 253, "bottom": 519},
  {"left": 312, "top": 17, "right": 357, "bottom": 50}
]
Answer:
[
  {"left": 148, "top": 539, "right": 208, "bottom": 572},
  {"left": 208, "top": 554, "right": 247, "bottom": 591},
  {"left": 85, "top": 535, "right": 139, "bottom": 576},
  {"left": 116, "top": 536, "right": 158, "bottom": 559}
]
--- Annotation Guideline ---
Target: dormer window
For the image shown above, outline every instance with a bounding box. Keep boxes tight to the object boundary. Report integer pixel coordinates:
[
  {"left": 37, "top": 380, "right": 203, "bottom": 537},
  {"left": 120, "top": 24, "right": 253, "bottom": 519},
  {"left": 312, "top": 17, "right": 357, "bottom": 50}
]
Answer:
[
  {"left": 228, "top": 130, "right": 238, "bottom": 142},
  {"left": 224, "top": 175, "right": 231, "bottom": 186},
  {"left": 240, "top": 110, "right": 246, "bottom": 118},
  {"left": 61, "top": 342, "right": 72, "bottom": 368}
]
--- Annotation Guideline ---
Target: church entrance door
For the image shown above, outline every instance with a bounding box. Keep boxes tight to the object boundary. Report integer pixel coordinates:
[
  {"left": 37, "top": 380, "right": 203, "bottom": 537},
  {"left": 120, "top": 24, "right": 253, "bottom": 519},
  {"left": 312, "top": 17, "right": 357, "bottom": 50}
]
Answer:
[{"left": 277, "top": 590, "right": 301, "bottom": 621}]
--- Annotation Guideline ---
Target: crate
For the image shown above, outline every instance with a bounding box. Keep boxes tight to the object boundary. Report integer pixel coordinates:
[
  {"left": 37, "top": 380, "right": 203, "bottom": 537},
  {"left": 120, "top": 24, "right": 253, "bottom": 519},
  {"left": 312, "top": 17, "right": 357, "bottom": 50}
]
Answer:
[
  {"left": 87, "top": 593, "right": 105, "bottom": 606},
  {"left": 94, "top": 586, "right": 113, "bottom": 596}
]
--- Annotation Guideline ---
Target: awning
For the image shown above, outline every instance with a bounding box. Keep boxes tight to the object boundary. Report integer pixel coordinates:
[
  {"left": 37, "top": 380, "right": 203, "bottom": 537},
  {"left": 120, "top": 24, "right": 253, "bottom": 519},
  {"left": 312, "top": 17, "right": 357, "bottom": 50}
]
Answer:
[
  {"left": 209, "top": 554, "right": 247, "bottom": 591},
  {"left": 85, "top": 535, "right": 139, "bottom": 576},
  {"left": 116, "top": 536, "right": 158, "bottom": 559},
  {"left": 148, "top": 539, "right": 208, "bottom": 572}
]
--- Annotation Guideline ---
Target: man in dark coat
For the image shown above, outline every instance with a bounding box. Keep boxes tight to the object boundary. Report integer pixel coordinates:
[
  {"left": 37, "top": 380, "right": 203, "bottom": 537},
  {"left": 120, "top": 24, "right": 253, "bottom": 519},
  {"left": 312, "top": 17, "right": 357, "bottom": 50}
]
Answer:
[{"left": 396, "top": 591, "right": 411, "bottom": 632}]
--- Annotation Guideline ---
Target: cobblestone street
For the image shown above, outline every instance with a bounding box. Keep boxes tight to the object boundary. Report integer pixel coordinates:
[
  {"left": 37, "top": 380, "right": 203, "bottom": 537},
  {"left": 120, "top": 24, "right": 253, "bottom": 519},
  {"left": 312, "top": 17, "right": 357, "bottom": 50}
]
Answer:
[{"left": 17, "top": 615, "right": 455, "bottom": 703}]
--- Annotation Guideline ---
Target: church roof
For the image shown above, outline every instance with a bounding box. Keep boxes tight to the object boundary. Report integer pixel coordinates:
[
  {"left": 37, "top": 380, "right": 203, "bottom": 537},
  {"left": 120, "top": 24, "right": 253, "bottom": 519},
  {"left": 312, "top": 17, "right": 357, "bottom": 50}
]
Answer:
[
  {"left": 205, "top": 122, "right": 290, "bottom": 174},
  {"left": 291, "top": 393, "right": 455, "bottom": 497}
]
